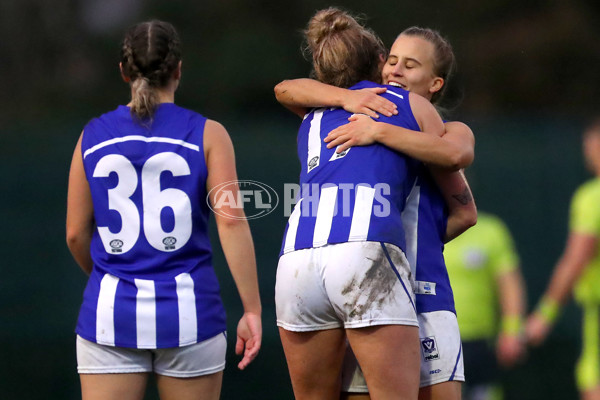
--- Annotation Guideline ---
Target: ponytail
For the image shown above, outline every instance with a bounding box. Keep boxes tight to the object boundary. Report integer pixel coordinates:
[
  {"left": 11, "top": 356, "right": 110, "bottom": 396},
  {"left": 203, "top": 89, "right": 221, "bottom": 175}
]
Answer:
[{"left": 120, "top": 20, "right": 181, "bottom": 123}]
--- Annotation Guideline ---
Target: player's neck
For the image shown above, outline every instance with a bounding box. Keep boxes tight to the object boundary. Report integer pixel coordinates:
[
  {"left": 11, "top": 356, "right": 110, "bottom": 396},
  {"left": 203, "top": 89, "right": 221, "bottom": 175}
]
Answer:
[{"left": 157, "top": 89, "right": 175, "bottom": 104}]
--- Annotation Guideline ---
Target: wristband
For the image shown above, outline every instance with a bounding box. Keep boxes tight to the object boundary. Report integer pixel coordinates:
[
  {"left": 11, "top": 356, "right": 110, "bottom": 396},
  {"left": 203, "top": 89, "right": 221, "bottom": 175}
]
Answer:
[
  {"left": 537, "top": 297, "right": 560, "bottom": 324},
  {"left": 501, "top": 315, "right": 523, "bottom": 336}
]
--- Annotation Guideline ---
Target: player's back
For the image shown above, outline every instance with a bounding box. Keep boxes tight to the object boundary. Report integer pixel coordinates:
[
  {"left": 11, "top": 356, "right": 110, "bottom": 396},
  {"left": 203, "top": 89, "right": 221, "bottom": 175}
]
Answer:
[
  {"left": 82, "top": 103, "right": 212, "bottom": 279},
  {"left": 77, "top": 103, "right": 226, "bottom": 349},
  {"left": 282, "top": 81, "right": 420, "bottom": 255}
]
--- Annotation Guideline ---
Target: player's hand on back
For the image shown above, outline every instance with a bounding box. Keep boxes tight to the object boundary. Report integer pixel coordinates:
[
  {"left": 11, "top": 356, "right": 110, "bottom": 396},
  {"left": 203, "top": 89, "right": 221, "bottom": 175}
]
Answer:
[
  {"left": 341, "top": 88, "right": 397, "bottom": 119},
  {"left": 325, "top": 114, "right": 379, "bottom": 153}
]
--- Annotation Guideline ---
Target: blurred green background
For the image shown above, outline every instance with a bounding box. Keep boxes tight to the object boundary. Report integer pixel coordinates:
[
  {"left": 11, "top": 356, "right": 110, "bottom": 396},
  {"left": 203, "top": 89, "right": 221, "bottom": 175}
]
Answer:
[{"left": 2, "top": 0, "right": 600, "bottom": 398}]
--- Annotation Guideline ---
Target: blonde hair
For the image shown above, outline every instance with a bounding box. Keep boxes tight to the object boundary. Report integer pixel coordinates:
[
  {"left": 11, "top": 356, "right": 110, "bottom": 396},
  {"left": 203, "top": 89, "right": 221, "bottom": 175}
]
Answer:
[
  {"left": 303, "top": 8, "right": 385, "bottom": 88},
  {"left": 120, "top": 20, "right": 181, "bottom": 123}
]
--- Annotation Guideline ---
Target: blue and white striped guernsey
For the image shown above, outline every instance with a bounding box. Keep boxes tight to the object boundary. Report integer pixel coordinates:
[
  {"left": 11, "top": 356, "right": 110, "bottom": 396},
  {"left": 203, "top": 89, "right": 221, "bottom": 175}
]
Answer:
[
  {"left": 402, "top": 164, "right": 456, "bottom": 314},
  {"left": 77, "top": 103, "right": 226, "bottom": 349},
  {"left": 280, "top": 81, "right": 420, "bottom": 256}
]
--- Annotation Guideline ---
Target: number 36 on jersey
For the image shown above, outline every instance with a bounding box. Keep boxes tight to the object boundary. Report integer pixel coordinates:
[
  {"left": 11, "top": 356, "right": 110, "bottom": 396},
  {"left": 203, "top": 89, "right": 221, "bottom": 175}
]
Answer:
[{"left": 92, "top": 151, "right": 193, "bottom": 255}]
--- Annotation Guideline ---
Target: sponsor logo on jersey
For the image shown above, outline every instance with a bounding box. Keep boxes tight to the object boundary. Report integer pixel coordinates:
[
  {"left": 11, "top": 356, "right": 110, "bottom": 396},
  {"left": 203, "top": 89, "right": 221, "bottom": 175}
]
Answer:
[
  {"left": 429, "top": 369, "right": 442, "bottom": 375},
  {"left": 415, "top": 281, "right": 437, "bottom": 295},
  {"left": 421, "top": 336, "right": 441, "bottom": 362},
  {"left": 208, "top": 180, "right": 279, "bottom": 220},
  {"left": 109, "top": 239, "right": 123, "bottom": 253},
  {"left": 329, "top": 147, "right": 350, "bottom": 161}
]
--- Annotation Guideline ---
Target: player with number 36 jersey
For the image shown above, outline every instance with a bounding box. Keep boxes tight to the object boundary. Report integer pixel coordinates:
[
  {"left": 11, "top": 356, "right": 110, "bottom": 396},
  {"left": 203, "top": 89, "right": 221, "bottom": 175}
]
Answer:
[
  {"left": 78, "top": 104, "right": 225, "bottom": 349},
  {"left": 66, "top": 20, "right": 261, "bottom": 399}
]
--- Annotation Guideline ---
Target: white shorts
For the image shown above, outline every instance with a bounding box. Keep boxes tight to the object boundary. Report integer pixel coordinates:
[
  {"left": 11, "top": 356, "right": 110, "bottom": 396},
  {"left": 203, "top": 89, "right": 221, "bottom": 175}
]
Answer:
[
  {"left": 276, "top": 241, "right": 417, "bottom": 331},
  {"left": 341, "top": 310, "right": 464, "bottom": 392},
  {"left": 76, "top": 332, "right": 227, "bottom": 378},
  {"left": 417, "top": 311, "right": 464, "bottom": 387}
]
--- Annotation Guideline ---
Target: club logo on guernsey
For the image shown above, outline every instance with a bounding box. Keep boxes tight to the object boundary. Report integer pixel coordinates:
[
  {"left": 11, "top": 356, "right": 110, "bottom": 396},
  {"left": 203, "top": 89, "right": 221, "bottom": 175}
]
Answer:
[
  {"left": 163, "top": 236, "right": 177, "bottom": 250},
  {"left": 308, "top": 156, "right": 319, "bottom": 172},
  {"left": 208, "top": 180, "right": 279, "bottom": 220},
  {"left": 109, "top": 239, "right": 124, "bottom": 253},
  {"left": 421, "top": 337, "right": 441, "bottom": 362}
]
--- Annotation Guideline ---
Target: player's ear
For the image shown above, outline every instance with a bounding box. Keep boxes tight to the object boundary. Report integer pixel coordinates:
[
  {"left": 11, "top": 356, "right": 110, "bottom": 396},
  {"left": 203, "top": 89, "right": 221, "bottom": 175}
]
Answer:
[
  {"left": 429, "top": 77, "right": 444, "bottom": 95},
  {"left": 173, "top": 60, "right": 182, "bottom": 81},
  {"left": 378, "top": 53, "right": 386, "bottom": 70},
  {"left": 119, "top": 62, "right": 130, "bottom": 83}
]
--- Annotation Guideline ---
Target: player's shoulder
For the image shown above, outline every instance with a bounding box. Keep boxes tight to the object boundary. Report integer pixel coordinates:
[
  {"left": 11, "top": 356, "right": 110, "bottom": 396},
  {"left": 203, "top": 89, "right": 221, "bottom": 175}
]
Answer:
[
  {"left": 349, "top": 80, "right": 382, "bottom": 90},
  {"left": 82, "top": 106, "right": 129, "bottom": 147},
  {"left": 349, "top": 80, "right": 409, "bottom": 97},
  {"left": 573, "top": 178, "right": 600, "bottom": 204},
  {"left": 575, "top": 178, "right": 600, "bottom": 197},
  {"left": 86, "top": 105, "right": 125, "bottom": 128},
  {"left": 203, "top": 118, "right": 232, "bottom": 149},
  {"left": 163, "top": 103, "right": 206, "bottom": 127}
]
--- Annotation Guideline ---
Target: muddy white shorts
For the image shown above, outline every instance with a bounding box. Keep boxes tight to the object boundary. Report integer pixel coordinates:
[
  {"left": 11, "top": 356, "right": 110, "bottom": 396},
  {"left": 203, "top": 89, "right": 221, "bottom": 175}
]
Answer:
[
  {"left": 341, "top": 310, "right": 464, "bottom": 392},
  {"left": 76, "top": 332, "right": 227, "bottom": 378},
  {"left": 275, "top": 241, "right": 417, "bottom": 331}
]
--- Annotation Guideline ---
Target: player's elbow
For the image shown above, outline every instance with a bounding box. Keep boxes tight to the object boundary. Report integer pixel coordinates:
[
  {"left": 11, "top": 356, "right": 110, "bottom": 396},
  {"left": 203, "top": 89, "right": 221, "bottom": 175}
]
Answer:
[
  {"left": 459, "top": 208, "right": 478, "bottom": 231},
  {"left": 444, "top": 148, "right": 474, "bottom": 171},
  {"left": 457, "top": 148, "right": 475, "bottom": 169},
  {"left": 274, "top": 80, "right": 291, "bottom": 102},
  {"left": 66, "top": 228, "right": 85, "bottom": 254},
  {"left": 215, "top": 212, "right": 250, "bottom": 229}
]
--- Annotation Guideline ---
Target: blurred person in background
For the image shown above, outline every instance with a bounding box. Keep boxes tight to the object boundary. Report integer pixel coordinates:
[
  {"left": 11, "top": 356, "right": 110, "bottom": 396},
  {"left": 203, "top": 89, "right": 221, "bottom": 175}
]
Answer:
[
  {"left": 444, "top": 212, "right": 527, "bottom": 400},
  {"left": 276, "top": 25, "right": 476, "bottom": 400},
  {"left": 66, "top": 20, "right": 261, "bottom": 400},
  {"left": 527, "top": 119, "right": 600, "bottom": 400}
]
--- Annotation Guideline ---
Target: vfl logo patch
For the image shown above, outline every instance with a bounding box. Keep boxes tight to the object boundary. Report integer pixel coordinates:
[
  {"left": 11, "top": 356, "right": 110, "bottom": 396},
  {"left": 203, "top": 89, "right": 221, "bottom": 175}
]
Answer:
[
  {"left": 109, "top": 239, "right": 123, "bottom": 253},
  {"left": 308, "top": 156, "right": 320, "bottom": 172},
  {"left": 163, "top": 236, "right": 177, "bottom": 250},
  {"left": 421, "top": 336, "right": 441, "bottom": 362}
]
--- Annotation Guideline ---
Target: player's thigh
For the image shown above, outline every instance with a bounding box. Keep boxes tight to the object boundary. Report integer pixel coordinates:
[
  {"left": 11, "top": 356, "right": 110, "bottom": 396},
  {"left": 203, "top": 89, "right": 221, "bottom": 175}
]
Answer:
[
  {"left": 80, "top": 373, "right": 148, "bottom": 400},
  {"left": 77, "top": 335, "right": 151, "bottom": 400},
  {"left": 152, "top": 332, "right": 226, "bottom": 399},
  {"left": 156, "top": 371, "right": 223, "bottom": 400},
  {"left": 341, "top": 394, "right": 371, "bottom": 400},
  {"left": 276, "top": 247, "right": 342, "bottom": 331},
  {"left": 418, "top": 311, "right": 464, "bottom": 389},
  {"left": 153, "top": 332, "right": 227, "bottom": 378},
  {"left": 279, "top": 327, "right": 347, "bottom": 399},
  {"left": 418, "top": 381, "right": 461, "bottom": 400},
  {"left": 346, "top": 324, "right": 420, "bottom": 399}
]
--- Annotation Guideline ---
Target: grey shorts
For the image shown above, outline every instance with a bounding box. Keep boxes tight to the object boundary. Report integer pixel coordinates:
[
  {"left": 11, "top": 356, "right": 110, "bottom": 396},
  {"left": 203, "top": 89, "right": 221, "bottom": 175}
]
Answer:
[{"left": 76, "top": 332, "right": 227, "bottom": 378}]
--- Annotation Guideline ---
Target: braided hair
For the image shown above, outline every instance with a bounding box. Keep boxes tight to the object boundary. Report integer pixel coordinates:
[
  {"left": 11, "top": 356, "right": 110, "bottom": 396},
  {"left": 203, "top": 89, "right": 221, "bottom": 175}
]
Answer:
[{"left": 120, "top": 20, "right": 181, "bottom": 122}]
